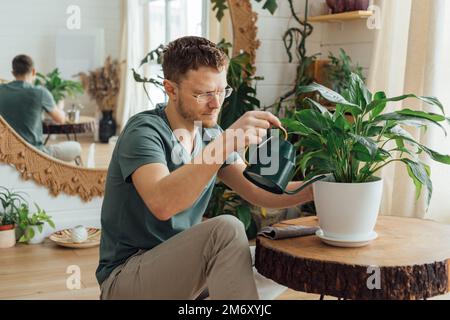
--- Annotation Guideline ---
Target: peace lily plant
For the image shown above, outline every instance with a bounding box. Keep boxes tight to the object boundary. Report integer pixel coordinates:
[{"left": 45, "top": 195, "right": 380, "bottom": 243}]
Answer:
[{"left": 282, "top": 73, "right": 450, "bottom": 246}]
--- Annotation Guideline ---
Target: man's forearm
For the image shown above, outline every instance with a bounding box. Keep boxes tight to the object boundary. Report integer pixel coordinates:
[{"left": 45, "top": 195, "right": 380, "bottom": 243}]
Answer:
[
  {"left": 155, "top": 134, "right": 233, "bottom": 218},
  {"left": 247, "top": 181, "right": 313, "bottom": 210}
]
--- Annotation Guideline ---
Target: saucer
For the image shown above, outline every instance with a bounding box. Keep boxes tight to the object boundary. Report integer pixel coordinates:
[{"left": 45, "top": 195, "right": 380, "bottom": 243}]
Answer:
[
  {"left": 316, "top": 229, "right": 378, "bottom": 248},
  {"left": 49, "top": 228, "right": 101, "bottom": 249}
]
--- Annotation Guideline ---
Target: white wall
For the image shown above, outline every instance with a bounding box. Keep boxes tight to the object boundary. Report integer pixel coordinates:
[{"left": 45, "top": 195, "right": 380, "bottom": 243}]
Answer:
[
  {"left": 253, "top": 0, "right": 375, "bottom": 107},
  {"left": 0, "top": 0, "right": 122, "bottom": 116},
  {"left": 0, "top": 164, "right": 102, "bottom": 238}
]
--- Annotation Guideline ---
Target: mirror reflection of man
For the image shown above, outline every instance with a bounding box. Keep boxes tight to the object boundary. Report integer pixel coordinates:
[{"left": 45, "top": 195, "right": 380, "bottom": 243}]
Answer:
[
  {"left": 97, "top": 36, "right": 314, "bottom": 300},
  {"left": 0, "top": 54, "right": 81, "bottom": 163}
]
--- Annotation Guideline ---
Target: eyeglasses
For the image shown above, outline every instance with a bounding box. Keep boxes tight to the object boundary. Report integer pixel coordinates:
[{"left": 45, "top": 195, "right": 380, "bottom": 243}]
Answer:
[{"left": 192, "top": 86, "right": 233, "bottom": 104}]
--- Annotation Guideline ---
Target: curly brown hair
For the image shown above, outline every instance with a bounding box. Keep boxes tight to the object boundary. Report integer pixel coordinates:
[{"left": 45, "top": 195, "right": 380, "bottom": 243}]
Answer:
[{"left": 162, "top": 36, "right": 228, "bottom": 83}]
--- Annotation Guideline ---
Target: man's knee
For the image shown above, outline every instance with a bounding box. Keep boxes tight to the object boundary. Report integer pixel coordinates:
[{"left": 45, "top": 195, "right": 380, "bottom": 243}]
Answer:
[
  {"left": 50, "top": 141, "right": 82, "bottom": 162},
  {"left": 210, "top": 215, "right": 247, "bottom": 243}
]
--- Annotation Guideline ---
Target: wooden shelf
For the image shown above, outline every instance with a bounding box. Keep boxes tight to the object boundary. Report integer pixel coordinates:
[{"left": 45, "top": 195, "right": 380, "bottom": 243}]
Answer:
[{"left": 308, "top": 10, "right": 373, "bottom": 23}]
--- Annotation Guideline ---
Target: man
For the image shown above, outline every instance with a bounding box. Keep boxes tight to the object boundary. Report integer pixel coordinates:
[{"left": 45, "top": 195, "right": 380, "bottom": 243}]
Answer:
[
  {"left": 97, "top": 36, "right": 314, "bottom": 300},
  {"left": 0, "top": 54, "right": 81, "bottom": 163}
]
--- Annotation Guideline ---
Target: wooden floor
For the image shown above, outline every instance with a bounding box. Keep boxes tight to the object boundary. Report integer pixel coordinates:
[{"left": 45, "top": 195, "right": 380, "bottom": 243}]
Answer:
[
  {"left": 2, "top": 240, "right": 449, "bottom": 300},
  {"left": 0, "top": 239, "right": 325, "bottom": 300}
]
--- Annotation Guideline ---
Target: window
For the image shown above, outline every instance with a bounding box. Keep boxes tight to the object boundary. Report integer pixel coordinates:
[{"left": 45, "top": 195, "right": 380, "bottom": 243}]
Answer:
[{"left": 146, "top": 0, "right": 208, "bottom": 105}]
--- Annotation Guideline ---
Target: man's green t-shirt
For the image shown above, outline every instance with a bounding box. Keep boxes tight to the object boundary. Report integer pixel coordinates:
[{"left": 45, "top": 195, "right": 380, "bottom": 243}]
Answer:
[
  {"left": 0, "top": 80, "right": 55, "bottom": 151},
  {"left": 96, "top": 105, "right": 240, "bottom": 285}
]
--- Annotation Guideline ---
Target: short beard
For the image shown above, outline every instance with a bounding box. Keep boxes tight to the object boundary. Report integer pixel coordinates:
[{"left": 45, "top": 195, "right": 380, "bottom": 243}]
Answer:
[{"left": 176, "top": 100, "right": 217, "bottom": 128}]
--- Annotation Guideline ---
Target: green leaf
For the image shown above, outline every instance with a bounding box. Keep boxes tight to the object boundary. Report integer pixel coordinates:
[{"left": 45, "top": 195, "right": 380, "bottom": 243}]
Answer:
[
  {"left": 297, "top": 82, "right": 359, "bottom": 108},
  {"left": 369, "top": 91, "right": 387, "bottom": 118},
  {"left": 352, "top": 144, "right": 389, "bottom": 163},
  {"left": 334, "top": 103, "right": 363, "bottom": 117},
  {"left": 303, "top": 98, "right": 332, "bottom": 116},
  {"left": 374, "top": 109, "right": 448, "bottom": 135},
  {"left": 349, "top": 134, "right": 378, "bottom": 158},
  {"left": 210, "top": 0, "right": 228, "bottom": 22},
  {"left": 139, "top": 44, "right": 164, "bottom": 66},
  {"left": 297, "top": 136, "right": 323, "bottom": 150},
  {"left": 397, "top": 109, "right": 446, "bottom": 122},
  {"left": 386, "top": 126, "right": 450, "bottom": 164},
  {"left": 298, "top": 150, "right": 329, "bottom": 176},
  {"left": 255, "top": 0, "right": 278, "bottom": 14},
  {"left": 295, "top": 109, "right": 331, "bottom": 132},
  {"left": 236, "top": 206, "right": 252, "bottom": 230},
  {"left": 367, "top": 94, "right": 445, "bottom": 115},
  {"left": 333, "top": 114, "right": 351, "bottom": 132},
  {"left": 281, "top": 118, "right": 317, "bottom": 136},
  {"left": 347, "top": 73, "right": 372, "bottom": 109},
  {"left": 402, "top": 159, "right": 433, "bottom": 207}
]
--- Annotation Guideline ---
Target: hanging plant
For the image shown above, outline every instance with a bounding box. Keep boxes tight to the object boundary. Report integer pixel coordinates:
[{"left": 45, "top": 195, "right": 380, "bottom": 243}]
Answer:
[{"left": 211, "top": 0, "right": 278, "bottom": 21}]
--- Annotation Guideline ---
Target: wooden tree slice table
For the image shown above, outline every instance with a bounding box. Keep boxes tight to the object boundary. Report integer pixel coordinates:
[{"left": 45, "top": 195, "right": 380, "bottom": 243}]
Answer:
[{"left": 255, "top": 216, "right": 450, "bottom": 300}]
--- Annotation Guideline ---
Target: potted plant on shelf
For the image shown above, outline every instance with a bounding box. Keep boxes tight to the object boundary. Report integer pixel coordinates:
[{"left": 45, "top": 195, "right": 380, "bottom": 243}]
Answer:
[
  {"left": 17, "top": 203, "right": 55, "bottom": 244},
  {"left": 0, "top": 187, "right": 27, "bottom": 248},
  {"left": 276, "top": 0, "right": 327, "bottom": 117},
  {"left": 326, "top": 48, "right": 365, "bottom": 95},
  {"left": 34, "top": 68, "right": 84, "bottom": 110},
  {"left": 326, "top": 0, "right": 370, "bottom": 14},
  {"left": 282, "top": 73, "right": 450, "bottom": 246},
  {"left": 78, "top": 56, "right": 122, "bottom": 143}
]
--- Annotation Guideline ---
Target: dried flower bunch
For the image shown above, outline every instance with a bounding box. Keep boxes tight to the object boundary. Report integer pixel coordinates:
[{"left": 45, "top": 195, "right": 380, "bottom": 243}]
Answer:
[{"left": 78, "top": 56, "right": 122, "bottom": 112}]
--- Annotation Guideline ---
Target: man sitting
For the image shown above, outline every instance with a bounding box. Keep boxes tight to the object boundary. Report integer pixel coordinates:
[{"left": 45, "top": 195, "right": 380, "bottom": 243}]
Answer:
[{"left": 0, "top": 54, "right": 81, "bottom": 163}]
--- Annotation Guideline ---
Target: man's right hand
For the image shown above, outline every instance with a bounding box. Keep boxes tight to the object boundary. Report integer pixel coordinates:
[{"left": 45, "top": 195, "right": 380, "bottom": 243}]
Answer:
[{"left": 225, "top": 111, "right": 282, "bottom": 149}]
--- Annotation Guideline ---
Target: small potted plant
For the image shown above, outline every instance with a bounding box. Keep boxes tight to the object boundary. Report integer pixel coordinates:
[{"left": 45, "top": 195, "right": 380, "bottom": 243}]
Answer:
[
  {"left": 283, "top": 73, "right": 450, "bottom": 245},
  {"left": 17, "top": 203, "right": 55, "bottom": 244},
  {"left": 34, "top": 68, "right": 84, "bottom": 110},
  {"left": 0, "top": 187, "right": 27, "bottom": 248},
  {"left": 0, "top": 210, "right": 16, "bottom": 248}
]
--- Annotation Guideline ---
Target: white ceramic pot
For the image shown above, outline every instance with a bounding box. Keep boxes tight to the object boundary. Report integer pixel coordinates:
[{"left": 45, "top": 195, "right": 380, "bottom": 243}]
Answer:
[
  {"left": 0, "top": 227, "right": 16, "bottom": 248},
  {"left": 27, "top": 225, "right": 47, "bottom": 244},
  {"left": 313, "top": 176, "right": 383, "bottom": 241}
]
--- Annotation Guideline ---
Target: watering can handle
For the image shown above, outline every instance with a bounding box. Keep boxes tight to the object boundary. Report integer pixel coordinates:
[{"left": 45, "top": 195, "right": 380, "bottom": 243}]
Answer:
[
  {"left": 283, "top": 174, "right": 328, "bottom": 195},
  {"left": 243, "top": 125, "right": 288, "bottom": 166}
]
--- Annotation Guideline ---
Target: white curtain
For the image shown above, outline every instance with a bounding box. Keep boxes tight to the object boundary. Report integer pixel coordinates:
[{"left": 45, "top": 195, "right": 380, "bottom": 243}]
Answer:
[
  {"left": 368, "top": 0, "right": 450, "bottom": 222},
  {"left": 208, "top": 3, "right": 233, "bottom": 45},
  {"left": 116, "top": 0, "right": 153, "bottom": 130}
]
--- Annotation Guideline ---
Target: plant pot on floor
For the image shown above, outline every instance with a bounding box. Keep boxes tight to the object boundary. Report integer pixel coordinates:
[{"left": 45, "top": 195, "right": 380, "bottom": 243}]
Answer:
[
  {"left": 313, "top": 175, "right": 383, "bottom": 246},
  {"left": 0, "top": 224, "right": 16, "bottom": 248},
  {"left": 99, "top": 110, "right": 117, "bottom": 143}
]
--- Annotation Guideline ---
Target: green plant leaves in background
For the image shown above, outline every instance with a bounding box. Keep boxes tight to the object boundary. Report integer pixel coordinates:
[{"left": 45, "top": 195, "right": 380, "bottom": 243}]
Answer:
[
  {"left": 236, "top": 205, "right": 252, "bottom": 230},
  {"left": 255, "top": 0, "right": 278, "bottom": 14},
  {"left": 35, "top": 68, "right": 84, "bottom": 103},
  {"left": 211, "top": 0, "right": 277, "bottom": 22}
]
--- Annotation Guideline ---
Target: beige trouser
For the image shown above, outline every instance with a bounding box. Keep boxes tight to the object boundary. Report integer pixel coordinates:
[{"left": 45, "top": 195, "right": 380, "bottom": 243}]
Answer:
[{"left": 100, "top": 215, "right": 259, "bottom": 300}]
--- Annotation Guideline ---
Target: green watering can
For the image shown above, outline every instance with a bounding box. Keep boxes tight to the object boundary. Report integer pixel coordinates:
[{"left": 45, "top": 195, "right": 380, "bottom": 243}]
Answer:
[{"left": 243, "top": 126, "right": 326, "bottom": 195}]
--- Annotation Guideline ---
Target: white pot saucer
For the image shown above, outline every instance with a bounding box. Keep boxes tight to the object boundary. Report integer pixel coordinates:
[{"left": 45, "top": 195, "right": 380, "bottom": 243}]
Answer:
[{"left": 316, "top": 229, "right": 378, "bottom": 248}]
